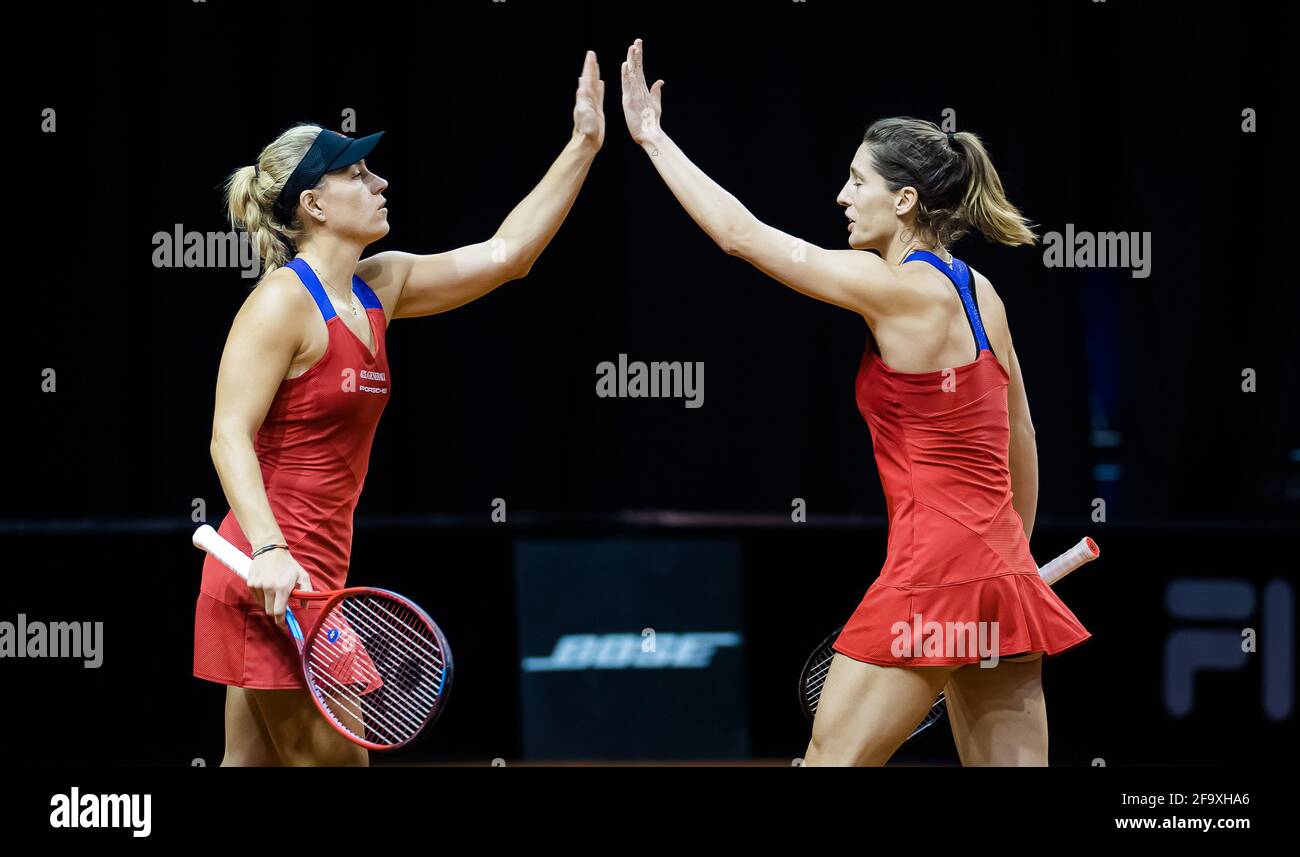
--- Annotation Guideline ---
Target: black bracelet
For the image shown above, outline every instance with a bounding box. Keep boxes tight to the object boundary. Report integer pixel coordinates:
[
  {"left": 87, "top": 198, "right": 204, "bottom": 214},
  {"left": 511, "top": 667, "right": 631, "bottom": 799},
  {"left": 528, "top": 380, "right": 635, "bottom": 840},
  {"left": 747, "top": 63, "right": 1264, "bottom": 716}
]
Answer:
[{"left": 252, "top": 543, "right": 289, "bottom": 558}]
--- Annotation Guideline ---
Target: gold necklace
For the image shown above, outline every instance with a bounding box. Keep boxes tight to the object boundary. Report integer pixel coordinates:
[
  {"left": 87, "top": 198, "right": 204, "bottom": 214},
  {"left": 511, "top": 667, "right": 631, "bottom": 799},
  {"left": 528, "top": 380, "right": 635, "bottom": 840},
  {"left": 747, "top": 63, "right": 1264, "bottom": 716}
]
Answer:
[{"left": 302, "top": 257, "right": 360, "bottom": 318}]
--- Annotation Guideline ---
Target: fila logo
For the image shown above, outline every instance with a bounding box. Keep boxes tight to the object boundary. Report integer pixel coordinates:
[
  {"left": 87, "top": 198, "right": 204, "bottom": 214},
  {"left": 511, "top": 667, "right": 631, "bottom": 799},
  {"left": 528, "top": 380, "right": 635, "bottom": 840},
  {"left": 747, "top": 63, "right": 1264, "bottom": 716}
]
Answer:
[{"left": 1163, "top": 578, "right": 1293, "bottom": 720}]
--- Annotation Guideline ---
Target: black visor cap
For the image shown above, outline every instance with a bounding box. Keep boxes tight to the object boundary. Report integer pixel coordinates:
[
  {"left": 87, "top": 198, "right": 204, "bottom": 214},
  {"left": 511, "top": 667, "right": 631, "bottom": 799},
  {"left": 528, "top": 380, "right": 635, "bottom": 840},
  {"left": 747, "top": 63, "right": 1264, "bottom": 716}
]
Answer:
[{"left": 272, "top": 129, "right": 384, "bottom": 224}]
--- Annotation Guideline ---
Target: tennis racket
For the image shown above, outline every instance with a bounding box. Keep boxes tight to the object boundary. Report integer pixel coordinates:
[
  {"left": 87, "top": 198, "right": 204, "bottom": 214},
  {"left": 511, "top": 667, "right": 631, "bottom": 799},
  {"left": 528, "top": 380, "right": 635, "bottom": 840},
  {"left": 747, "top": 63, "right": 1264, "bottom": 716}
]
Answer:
[
  {"left": 193, "top": 524, "right": 453, "bottom": 751},
  {"left": 798, "top": 537, "right": 1099, "bottom": 739}
]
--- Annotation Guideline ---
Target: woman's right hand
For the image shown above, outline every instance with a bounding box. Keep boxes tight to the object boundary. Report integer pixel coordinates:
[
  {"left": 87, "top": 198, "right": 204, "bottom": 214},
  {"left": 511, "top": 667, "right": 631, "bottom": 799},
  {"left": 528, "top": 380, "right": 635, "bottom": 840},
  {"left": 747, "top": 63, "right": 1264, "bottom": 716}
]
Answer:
[
  {"left": 246, "top": 548, "right": 313, "bottom": 625},
  {"left": 621, "top": 38, "right": 665, "bottom": 146}
]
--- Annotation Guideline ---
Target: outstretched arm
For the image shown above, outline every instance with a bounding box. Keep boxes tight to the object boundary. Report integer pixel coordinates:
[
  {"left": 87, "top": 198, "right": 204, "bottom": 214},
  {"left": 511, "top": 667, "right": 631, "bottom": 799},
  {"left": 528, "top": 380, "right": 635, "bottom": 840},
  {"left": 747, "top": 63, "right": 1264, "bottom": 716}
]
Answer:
[
  {"left": 362, "top": 50, "right": 606, "bottom": 319},
  {"left": 618, "top": 38, "right": 912, "bottom": 323}
]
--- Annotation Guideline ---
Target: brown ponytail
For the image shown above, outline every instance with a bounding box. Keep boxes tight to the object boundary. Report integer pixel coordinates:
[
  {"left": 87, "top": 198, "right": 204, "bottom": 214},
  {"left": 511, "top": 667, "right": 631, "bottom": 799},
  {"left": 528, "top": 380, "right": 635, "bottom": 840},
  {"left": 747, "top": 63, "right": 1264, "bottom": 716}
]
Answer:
[
  {"left": 863, "top": 117, "right": 1037, "bottom": 247},
  {"left": 955, "top": 130, "right": 1037, "bottom": 246}
]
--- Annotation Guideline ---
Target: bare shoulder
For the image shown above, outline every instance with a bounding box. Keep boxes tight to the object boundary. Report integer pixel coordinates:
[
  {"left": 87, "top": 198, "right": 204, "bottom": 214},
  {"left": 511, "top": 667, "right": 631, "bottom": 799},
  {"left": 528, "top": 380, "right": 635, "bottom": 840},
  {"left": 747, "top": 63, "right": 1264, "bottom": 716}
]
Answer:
[
  {"left": 245, "top": 265, "right": 310, "bottom": 312},
  {"left": 832, "top": 249, "right": 924, "bottom": 322},
  {"left": 356, "top": 251, "right": 412, "bottom": 321},
  {"left": 229, "top": 265, "right": 312, "bottom": 345},
  {"left": 356, "top": 252, "right": 410, "bottom": 290},
  {"left": 967, "top": 266, "right": 1005, "bottom": 316}
]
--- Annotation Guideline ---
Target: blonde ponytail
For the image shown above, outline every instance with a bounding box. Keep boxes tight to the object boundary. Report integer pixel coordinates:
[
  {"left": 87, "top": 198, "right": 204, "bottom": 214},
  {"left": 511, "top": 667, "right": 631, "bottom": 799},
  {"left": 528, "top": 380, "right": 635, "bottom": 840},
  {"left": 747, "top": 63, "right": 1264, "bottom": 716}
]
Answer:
[{"left": 223, "top": 124, "right": 323, "bottom": 278}]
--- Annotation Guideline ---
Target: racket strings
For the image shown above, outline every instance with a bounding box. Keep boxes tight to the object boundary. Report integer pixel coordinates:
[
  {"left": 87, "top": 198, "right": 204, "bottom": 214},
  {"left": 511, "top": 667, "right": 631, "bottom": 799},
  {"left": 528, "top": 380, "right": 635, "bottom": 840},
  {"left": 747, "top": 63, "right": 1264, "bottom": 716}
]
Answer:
[
  {"left": 305, "top": 593, "right": 448, "bottom": 747},
  {"left": 307, "top": 603, "right": 440, "bottom": 744},
  {"left": 346, "top": 599, "right": 446, "bottom": 715},
  {"left": 802, "top": 642, "right": 838, "bottom": 715},
  {"left": 307, "top": 662, "right": 412, "bottom": 746},
  {"left": 327, "top": 597, "right": 444, "bottom": 711},
  {"left": 306, "top": 647, "right": 415, "bottom": 743},
  {"left": 800, "top": 631, "right": 944, "bottom": 739},
  {"left": 307, "top": 639, "right": 429, "bottom": 736},
  {"left": 351, "top": 597, "right": 446, "bottom": 678}
]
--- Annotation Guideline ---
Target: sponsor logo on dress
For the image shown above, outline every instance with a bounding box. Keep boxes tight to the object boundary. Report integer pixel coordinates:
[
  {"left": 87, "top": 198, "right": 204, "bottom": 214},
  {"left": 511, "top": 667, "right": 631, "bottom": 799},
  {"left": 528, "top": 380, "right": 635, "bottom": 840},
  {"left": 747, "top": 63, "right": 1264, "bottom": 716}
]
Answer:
[{"left": 359, "top": 369, "right": 388, "bottom": 395}]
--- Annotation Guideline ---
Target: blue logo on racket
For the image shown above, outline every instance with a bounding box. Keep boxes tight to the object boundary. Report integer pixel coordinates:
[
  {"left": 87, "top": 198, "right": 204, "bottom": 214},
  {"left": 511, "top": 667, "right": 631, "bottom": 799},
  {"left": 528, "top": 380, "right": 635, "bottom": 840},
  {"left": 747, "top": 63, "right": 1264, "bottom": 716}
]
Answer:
[{"left": 327, "top": 628, "right": 340, "bottom": 643}]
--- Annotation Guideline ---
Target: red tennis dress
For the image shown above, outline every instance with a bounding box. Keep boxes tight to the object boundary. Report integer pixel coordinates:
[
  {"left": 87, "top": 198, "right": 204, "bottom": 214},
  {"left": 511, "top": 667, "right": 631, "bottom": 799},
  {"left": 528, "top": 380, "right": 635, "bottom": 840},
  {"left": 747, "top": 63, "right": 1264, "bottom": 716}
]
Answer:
[
  {"left": 194, "top": 257, "right": 392, "bottom": 689},
  {"left": 832, "top": 251, "right": 1090, "bottom": 666}
]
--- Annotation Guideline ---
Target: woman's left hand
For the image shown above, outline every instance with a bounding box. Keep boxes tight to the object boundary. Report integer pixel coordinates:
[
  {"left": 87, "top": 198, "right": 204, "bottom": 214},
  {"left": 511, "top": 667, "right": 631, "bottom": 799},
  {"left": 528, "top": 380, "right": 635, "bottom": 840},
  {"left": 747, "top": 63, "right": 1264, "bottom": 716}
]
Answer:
[{"left": 573, "top": 50, "right": 605, "bottom": 149}]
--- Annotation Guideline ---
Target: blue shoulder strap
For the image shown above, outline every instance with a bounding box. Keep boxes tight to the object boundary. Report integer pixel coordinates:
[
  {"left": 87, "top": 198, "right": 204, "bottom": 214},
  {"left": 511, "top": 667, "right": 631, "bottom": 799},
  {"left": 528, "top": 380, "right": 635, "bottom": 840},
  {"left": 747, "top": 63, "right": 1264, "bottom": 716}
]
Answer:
[
  {"left": 902, "top": 250, "right": 992, "bottom": 356},
  {"left": 350, "top": 274, "right": 384, "bottom": 311},
  {"left": 285, "top": 257, "right": 337, "bottom": 322}
]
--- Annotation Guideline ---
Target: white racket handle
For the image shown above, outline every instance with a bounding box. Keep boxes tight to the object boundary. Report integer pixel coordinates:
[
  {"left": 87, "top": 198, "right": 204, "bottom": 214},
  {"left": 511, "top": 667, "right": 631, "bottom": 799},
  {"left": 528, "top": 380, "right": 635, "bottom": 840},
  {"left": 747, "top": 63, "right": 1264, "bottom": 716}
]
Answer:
[
  {"left": 1038, "top": 536, "right": 1099, "bottom": 586},
  {"left": 193, "top": 524, "right": 253, "bottom": 581}
]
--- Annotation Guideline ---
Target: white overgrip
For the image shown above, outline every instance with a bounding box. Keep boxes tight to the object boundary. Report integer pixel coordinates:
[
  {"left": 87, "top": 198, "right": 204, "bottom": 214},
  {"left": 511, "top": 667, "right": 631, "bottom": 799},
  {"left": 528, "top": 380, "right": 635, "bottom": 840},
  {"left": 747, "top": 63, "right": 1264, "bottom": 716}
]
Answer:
[
  {"left": 1038, "top": 536, "right": 1100, "bottom": 586},
  {"left": 192, "top": 524, "right": 254, "bottom": 581}
]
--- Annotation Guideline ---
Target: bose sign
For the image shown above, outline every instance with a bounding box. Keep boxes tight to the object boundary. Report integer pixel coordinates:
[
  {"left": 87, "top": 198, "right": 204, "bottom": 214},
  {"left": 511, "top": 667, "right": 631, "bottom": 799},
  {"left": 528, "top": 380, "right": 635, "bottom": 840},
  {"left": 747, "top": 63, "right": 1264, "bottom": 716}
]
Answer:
[
  {"left": 522, "top": 632, "right": 742, "bottom": 671},
  {"left": 514, "top": 539, "right": 749, "bottom": 760}
]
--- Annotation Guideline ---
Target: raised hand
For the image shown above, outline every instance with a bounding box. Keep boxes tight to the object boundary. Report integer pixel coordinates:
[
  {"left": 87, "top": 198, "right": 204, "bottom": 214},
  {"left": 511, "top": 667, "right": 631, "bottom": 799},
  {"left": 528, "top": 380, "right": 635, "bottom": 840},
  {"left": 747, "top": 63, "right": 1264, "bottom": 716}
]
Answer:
[
  {"left": 573, "top": 50, "right": 606, "bottom": 148},
  {"left": 620, "top": 38, "right": 664, "bottom": 145}
]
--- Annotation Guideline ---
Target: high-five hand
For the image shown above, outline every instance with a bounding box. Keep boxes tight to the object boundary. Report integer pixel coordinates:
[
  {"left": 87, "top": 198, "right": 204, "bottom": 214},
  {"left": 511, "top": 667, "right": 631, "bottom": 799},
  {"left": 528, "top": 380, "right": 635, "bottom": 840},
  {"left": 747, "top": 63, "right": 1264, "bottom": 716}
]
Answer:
[
  {"left": 574, "top": 50, "right": 606, "bottom": 148},
  {"left": 620, "top": 38, "right": 664, "bottom": 146}
]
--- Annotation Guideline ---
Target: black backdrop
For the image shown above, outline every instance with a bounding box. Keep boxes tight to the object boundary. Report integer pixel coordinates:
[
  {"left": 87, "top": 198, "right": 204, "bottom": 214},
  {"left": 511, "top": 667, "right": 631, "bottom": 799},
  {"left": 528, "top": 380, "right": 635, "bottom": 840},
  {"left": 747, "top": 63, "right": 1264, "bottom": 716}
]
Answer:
[{"left": 5, "top": 0, "right": 1295, "bottom": 766}]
